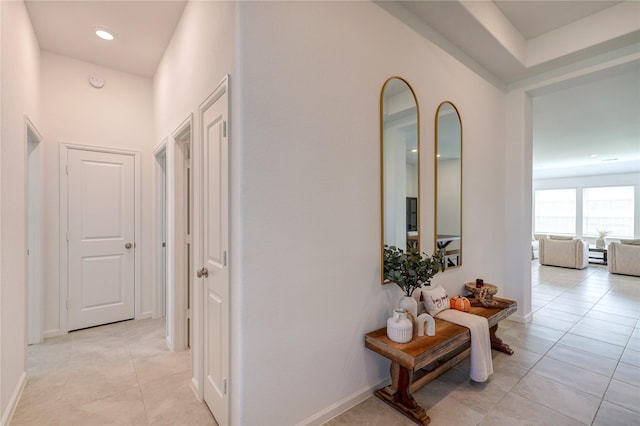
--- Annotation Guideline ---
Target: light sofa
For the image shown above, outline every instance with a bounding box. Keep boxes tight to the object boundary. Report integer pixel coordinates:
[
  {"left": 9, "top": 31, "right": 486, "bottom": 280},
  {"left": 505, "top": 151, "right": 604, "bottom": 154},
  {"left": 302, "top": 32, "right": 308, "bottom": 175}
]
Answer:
[
  {"left": 539, "top": 237, "right": 588, "bottom": 269},
  {"left": 608, "top": 241, "right": 640, "bottom": 277}
]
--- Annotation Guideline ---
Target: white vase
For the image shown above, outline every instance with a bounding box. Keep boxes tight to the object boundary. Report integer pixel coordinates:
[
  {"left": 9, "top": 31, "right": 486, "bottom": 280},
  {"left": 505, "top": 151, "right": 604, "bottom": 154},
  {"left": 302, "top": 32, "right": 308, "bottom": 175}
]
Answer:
[
  {"left": 386, "top": 309, "right": 413, "bottom": 343},
  {"left": 399, "top": 295, "right": 418, "bottom": 319},
  {"left": 596, "top": 237, "right": 605, "bottom": 248}
]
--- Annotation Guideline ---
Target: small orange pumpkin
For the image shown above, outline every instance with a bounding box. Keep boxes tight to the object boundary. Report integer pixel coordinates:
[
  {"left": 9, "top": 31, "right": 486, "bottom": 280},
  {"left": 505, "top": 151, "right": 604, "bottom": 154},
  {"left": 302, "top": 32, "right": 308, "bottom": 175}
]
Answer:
[{"left": 450, "top": 295, "right": 471, "bottom": 312}]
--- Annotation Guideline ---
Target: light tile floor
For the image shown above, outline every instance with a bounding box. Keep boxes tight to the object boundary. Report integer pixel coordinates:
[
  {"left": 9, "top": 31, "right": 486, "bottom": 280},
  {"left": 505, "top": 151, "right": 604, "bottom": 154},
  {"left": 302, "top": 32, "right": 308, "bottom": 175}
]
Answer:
[
  {"left": 11, "top": 264, "right": 640, "bottom": 426},
  {"left": 11, "top": 318, "right": 217, "bottom": 426},
  {"left": 326, "top": 262, "right": 640, "bottom": 426}
]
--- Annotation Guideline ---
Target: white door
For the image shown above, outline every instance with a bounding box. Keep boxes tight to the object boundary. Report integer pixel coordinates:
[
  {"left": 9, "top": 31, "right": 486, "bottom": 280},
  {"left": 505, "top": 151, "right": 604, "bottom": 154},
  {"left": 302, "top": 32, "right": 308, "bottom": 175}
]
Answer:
[
  {"left": 201, "top": 81, "right": 229, "bottom": 425},
  {"left": 67, "top": 148, "right": 135, "bottom": 331}
]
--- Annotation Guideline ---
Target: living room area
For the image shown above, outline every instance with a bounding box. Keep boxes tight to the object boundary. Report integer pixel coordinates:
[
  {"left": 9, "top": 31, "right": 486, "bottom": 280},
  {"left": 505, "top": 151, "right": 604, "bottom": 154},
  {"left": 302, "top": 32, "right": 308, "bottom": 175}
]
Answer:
[{"left": 530, "top": 63, "right": 640, "bottom": 278}]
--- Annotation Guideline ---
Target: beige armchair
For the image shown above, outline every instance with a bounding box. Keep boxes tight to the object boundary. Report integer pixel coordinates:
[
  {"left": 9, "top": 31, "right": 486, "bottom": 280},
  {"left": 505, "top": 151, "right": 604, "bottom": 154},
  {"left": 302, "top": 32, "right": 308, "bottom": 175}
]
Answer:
[
  {"left": 608, "top": 242, "right": 640, "bottom": 277},
  {"left": 539, "top": 238, "right": 588, "bottom": 269}
]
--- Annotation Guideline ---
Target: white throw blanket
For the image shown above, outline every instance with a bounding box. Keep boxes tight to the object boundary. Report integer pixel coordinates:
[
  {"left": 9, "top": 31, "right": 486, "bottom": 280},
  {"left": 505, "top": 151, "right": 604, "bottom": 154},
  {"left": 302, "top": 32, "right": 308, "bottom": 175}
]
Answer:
[{"left": 437, "top": 309, "right": 493, "bottom": 382}]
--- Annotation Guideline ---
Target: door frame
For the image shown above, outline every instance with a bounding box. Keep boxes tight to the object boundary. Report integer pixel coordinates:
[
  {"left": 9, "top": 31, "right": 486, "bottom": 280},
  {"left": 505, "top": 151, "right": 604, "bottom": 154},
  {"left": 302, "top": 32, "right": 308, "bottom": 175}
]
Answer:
[
  {"left": 59, "top": 143, "right": 142, "bottom": 334},
  {"left": 26, "top": 116, "right": 43, "bottom": 344},
  {"left": 162, "top": 115, "right": 193, "bottom": 352},
  {"left": 153, "top": 141, "right": 167, "bottom": 321}
]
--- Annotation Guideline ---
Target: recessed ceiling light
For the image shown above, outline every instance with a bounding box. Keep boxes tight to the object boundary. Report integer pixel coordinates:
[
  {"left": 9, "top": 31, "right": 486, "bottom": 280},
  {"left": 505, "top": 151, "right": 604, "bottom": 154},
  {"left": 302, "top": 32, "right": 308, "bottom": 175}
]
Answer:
[
  {"left": 411, "top": 149, "right": 418, "bottom": 153},
  {"left": 589, "top": 154, "right": 598, "bottom": 158},
  {"left": 436, "top": 154, "right": 441, "bottom": 158},
  {"left": 95, "top": 29, "right": 114, "bottom": 41}
]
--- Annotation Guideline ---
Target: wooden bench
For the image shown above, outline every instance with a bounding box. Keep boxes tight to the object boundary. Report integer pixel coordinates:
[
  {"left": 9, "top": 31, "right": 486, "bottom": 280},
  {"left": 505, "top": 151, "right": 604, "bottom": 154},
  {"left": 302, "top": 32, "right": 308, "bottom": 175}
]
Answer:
[{"left": 364, "top": 297, "right": 517, "bottom": 425}]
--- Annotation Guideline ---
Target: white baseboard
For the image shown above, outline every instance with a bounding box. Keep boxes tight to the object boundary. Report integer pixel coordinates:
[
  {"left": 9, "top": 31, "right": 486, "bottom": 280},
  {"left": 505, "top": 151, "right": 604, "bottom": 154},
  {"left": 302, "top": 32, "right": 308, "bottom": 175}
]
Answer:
[
  {"left": 295, "top": 377, "right": 390, "bottom": 426},
  {"left": 137, "top": 311, "right": 153, "bottom": 320},
  {"left": 42, "top": 328, "right": 63, "bottom": 339},
  {"left": 190, "top": 376, "right": 202, "bottom": 401},
  {"left": 509, "top": 311, "right": 532, "bottom": 323},
  {"left": 166, "top": 336, "right": 175, "bottom": 352},
  {"left": 0, "top": 371, "right": 27, "bottom": 426}
]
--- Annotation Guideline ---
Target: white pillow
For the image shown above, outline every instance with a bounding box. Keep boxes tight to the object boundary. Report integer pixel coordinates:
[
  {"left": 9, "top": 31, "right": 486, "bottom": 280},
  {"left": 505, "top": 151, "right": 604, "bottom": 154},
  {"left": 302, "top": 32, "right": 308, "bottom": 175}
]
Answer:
[{"left": 422, "top": 285, "right": 451, "bottom": 316}]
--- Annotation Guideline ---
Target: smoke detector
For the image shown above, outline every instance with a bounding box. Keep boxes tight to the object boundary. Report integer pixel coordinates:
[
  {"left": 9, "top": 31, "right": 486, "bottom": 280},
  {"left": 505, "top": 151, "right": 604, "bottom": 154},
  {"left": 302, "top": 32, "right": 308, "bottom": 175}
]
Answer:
[{"left": 88, "top": 75, "right": 105, "bottom": 89}]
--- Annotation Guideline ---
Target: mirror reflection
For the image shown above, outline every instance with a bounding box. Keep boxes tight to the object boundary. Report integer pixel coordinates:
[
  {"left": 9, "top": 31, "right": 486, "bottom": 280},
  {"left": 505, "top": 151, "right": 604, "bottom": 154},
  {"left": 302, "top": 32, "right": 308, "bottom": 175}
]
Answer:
[
  {"left": 381, "top": 77, "right": 420, "bottom": 262},
  {"left": 435, "top": 101, "right": 462, "bottom": 267}
]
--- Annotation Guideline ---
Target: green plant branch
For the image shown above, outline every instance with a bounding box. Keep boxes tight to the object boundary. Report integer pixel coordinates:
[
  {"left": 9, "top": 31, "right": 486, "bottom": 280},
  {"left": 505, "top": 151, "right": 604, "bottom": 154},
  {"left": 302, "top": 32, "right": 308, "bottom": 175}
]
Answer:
[{"left": 383, "top": 245, "right": 446, "bottom": 297}]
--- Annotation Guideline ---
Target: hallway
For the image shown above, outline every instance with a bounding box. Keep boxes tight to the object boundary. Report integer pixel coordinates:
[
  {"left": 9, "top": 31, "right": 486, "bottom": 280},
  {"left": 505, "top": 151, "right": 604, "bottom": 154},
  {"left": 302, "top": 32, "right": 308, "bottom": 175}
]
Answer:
[{"left": 11, "top": 318, "right": 216, "bottom": 425}]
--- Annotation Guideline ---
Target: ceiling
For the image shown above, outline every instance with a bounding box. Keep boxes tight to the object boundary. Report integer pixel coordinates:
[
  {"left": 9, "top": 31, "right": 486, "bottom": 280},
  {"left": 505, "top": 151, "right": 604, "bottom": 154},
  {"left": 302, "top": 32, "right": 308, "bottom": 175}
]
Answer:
[
  {"left": 495, "top": 1, "right": 621, "bottom": 39},
  {"left": 381, "top": 1, "right": 640, "bottom": 179},
  {"left": 24, "top": 0, "right": 640, "bottom": 179},
  {"left": 25, "top": 1, "right": 187, "bottom": 77},
  {"left": 389, "top": 0, "right": 639, "bottom": 85},
  {"left": 533, "top": 63, "right": 639, "bottom": 179}
]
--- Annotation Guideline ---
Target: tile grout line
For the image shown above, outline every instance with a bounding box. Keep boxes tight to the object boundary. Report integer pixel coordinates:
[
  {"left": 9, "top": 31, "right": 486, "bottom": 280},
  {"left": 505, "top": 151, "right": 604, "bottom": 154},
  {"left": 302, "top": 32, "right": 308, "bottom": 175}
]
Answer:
[
  {"left": 544, "top": 266, "right": 640, "bottom": 423},
  {"left": 526, "top": 265, "right": 619, "bottom": 425}
]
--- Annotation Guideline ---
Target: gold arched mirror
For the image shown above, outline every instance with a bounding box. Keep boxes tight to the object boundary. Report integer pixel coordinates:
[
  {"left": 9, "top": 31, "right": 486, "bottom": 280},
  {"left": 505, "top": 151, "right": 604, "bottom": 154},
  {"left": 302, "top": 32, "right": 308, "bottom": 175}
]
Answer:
[
  {"left": 435, "top": 101, "right": 462, "bottom": 268},
  {"left": 381, "top": 77, "right": 420, "bottom": 282}
]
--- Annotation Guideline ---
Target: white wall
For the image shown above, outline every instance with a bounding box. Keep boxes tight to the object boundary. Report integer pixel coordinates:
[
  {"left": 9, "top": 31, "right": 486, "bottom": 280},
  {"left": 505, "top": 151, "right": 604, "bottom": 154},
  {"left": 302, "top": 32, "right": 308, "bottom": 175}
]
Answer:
[
  {"left": 237, "top": 2, "right": 507, "bottom": 424},
  {"left": 383, "top": 122, "right": 408, "bottom": 248},
  {"left": 154, "top": 1, "right": 236, "bottom": 140},
  {"left": 40, "top": 52, "right": 155, "bottom": 336},
  {"left": 0, "top": 0, "right": 3, "bottom": 415},
  {"left": 504, "top": 89, "right": 533, "bottom": 321},
  {"left": 437, "top": 158, "right": 462, "bottom": 236},
  {"left": 407, "top": 163, "right": 418, "bottom": 198},
  {"left": 0, "top": 0, "right": 40, "bottom": 420}
]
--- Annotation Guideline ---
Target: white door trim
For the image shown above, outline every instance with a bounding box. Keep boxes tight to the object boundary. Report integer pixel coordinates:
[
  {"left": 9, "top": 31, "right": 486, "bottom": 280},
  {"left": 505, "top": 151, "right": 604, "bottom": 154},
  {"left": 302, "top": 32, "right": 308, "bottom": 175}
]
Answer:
[
  {"left": 59, "top": 142, "right": 142, "bottom": 334},
  {"left": 162, "top": 114, "right": 193, "bottom": 352},
  {"left": 153, "top": 141, "right": 167, "bottom": 320},
  {"left": 174, "top": 118, "right": 192, "bottom": 352},
  {"left": 26, "top": 116, "right": 43, "bottom": 345}
]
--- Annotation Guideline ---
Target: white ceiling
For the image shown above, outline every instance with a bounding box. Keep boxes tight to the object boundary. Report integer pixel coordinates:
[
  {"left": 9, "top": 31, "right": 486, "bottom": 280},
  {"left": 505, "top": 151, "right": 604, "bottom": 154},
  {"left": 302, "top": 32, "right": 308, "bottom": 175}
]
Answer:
[
  {"left": 25, "top": 1, "right": 187, "bottom": 77},
  {"left": 24, "top": 0, "right": 640, "bottom": 179},
  {"left": 494, "top": 1, "right": 622, "bottom": 40},
  {"left": 532, "top": 64, "right": 640, "bottom": 179}
]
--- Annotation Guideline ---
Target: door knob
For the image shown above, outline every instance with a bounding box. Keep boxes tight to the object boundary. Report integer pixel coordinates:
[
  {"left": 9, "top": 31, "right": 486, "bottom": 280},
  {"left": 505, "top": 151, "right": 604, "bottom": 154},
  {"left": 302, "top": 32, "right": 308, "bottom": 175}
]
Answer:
[
  {"left": 125, "top": 243, "right": 132, "bottom": 249},
  {"left": 196, "top": 267, "right": 209, "bottom": 278}
]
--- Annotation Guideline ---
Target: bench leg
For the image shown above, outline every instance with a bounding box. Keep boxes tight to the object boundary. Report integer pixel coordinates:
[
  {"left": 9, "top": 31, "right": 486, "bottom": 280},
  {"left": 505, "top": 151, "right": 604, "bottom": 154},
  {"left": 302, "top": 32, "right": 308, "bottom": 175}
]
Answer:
[
  {"left": 374, "top": 362, "right": 430, "bottom": 425},
  {"left": 489, "top": 324, "right": 514, "bottom": 355}
]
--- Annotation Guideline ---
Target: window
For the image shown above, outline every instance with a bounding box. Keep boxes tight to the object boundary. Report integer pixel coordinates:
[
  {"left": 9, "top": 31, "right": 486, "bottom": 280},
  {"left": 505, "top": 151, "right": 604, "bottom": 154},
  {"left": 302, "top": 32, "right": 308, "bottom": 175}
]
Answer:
[
  {"left": 534, "top": 189, "right": 576, "bottom": 235},
  {"left": 583, "top": 186, "right": 634, "bottom": 237}
]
